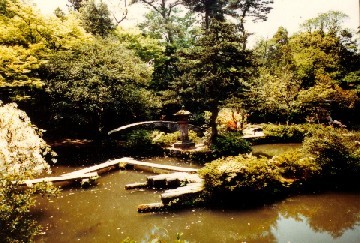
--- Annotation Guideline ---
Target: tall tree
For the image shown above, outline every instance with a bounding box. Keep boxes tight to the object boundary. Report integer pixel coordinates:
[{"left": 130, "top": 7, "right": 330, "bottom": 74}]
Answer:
[
  {"left": 131, "top": 0, "right": 183, "bottom": 44},
  {"left": 0, "top": 0, "right": 90, "bottom": 102},
  {"left": 68, "top": 0, "right": 85, "bottom": 10},
  {"left": 249, "top": 11, "right": 360, "bottom": 124},
  {"left": 226, "top": 0, "right": 273, "bottom": 50},
  {"left": 138, "top": 6, "right": 200, "bottom": 47},
  {"left": 247, "top": 68, "right": 301, "bottom": 123},
  {"left": 79, "top": 0, "right": 115, "bottom": 37},
  {"left": 182, "top": 0, "right": 273, "bottom": 49},
  {"left": 254, "top": 27, "right": 294, "bottom": 74},
  {"left": 182, "top": 0, "right": 226, "bottom": 29},
  {"left": 173, "top": 20, "right": 253, "bottom": 143},
  {"left": 301, "top": 10, "right": 348, "bottom": 36}
]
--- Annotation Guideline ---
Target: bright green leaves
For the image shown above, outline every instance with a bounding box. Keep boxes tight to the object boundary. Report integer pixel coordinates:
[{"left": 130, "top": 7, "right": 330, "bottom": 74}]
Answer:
[
  {"left": 250, "top": 11, "right": 359, "bottom": 124},
  {"left": 0, "top": 0, "right": 91, "bottom": 101},
  {"left": 114, "top": 28, "right": 164, "bottom": 63},
  {"left": 0, "top": 44, "right": 46, "bottom": 90}
]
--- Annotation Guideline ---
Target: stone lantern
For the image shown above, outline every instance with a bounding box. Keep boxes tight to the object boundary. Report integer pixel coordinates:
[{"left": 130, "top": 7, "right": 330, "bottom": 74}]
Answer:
[{"left": 174, "top": 108, "right": 195, "bottom": 149}]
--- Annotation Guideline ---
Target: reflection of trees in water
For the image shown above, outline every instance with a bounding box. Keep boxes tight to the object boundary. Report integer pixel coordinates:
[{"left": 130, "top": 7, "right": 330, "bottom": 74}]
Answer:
[
  {"left": 276, "top": 193, "right": 360, "bottom": 238},
  {"left": 191, "top": 209, "right": 278, "bottom": 242}
]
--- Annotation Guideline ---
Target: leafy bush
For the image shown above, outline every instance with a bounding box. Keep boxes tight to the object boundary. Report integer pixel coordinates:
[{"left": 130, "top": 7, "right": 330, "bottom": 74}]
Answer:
[
  {"left": 199, "top": 127, "right": 360, "bottom": 206},
  {"left": 152, "top": 130, "right": 201, "bottom": 147},
  {"left": 152, "top": 131, "right": 179, "bottom": 146},
  {"left": 259, "top": 123, "right": 323, "bottom": 143},
  {"left": 199, "top": 155, "right": 284, "bottom": 203},
  {"left": 302, "top": 127, "right": 360, "bottom": 181},
  {"left": 210, "top": 132, "right": 251, "bottom": 157},
  {"left": 124, "top": 129, "right": 163, "bottom": 156},
  {"left": 271, "top": 149, "right": 321, "bottom": 182}
]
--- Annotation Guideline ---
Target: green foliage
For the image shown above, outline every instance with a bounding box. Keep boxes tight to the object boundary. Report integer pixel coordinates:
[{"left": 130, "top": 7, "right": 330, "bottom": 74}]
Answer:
[
  {"left": 0, "top": 179, "right": 40, "bottom": 243},
  {"left": 199, "top": 155, "right": 284, "bottom": 201},
  {"left": 114, "top": 27, "right": 164, "bottom": 63},
  {"left": 151, "top": 44, "right": 180, "bottom": 92},
  {"left": 182, "top": 0, "right": 273, "bottom": 33},
  {"left": 79, "top": 0, "right": 115, "bottom": 37},
  {"left": 0, "top": 0, "right": 91, "bottom": 102},
  {"left": 343, "top": 70, "right": 360, "bottom": 94},
  {"left": 68, "top": 0, "right": 85, "bottom": 11},
  {"left": 249, "top": 11, "right": 360, "bottom": 125},
  {"left": 300, "top": 10, "right": 348, "bottom": 35},
  {"left": 182, "top": 0, "right": 225, "bottom": 29},
  {"left": 272, "top": 149, "right": 320, "bottom": 181},
  {"left": 138, "top": 6, "right": 200, "bottom": 47},
  {"left": 199, "top": 127, "right": 360, "bottom": 205},
  {"left": 260, "top": 123, "right": 322, "bottom": 143},
  {"left": 247, "top": 68, "right": 301, "bottom": 123},
  {"left": 0, "top": 0, "right": 47, "bottom": 92},
  {"left": 125, "top": 129, "right": 153, "bottom": 147},
  {"left": 302, "top": 127, "right": 360, "bottom": 180},
  {"left": 176, "top": 20, "right": 252, "bottom": 111},
  {"left": 174, "top": 20, "right": 254, "bottom": 142},
  {"left": 210, "top": 132, "right": 251, "bottom": 157},
  {"left": 152, "top": 130, "right": 180, "bottom": 147},
  {"left": 152, "top": 130, "right": 200, "bottom": 147},
  {"left": 124, "top": 129, "right": 163, "bottom": 156},
  {"left": 42, "top": 38, "right": 160, "bottom": 136}
]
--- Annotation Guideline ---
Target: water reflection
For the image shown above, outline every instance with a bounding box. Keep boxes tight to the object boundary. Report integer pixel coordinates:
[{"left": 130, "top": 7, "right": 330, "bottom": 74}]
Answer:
[
  {"left": 272, "top": 193, "right": 360, "bottom": 242},
  {"left": 34, "top": 166, "right": 360, "bottom": 242},
  {"left": 252, "top": 143, "right": 302, "bottom": 158}
]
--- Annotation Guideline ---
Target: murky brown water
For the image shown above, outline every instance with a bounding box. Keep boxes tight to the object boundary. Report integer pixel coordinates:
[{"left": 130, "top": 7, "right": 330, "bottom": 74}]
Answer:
[
  {"left": 33, "top": 168, "right": 360, "bottom": 242},
  {"left": 33, "top": 146, "right": 360, "bottom": 242}
]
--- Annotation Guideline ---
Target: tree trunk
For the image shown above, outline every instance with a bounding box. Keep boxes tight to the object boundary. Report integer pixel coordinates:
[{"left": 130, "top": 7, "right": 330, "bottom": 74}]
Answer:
[
  {"left": 205, "top": 7, "right": 209, "bottom": 30},
  {"left": 209, "top": 107, "right": 219, "bottom": 144}
]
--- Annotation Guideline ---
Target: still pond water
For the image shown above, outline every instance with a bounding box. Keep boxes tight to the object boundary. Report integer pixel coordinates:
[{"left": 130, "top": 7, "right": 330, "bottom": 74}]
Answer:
[{"left": 34, "top": 145, "right": 360, "bottom": 243}]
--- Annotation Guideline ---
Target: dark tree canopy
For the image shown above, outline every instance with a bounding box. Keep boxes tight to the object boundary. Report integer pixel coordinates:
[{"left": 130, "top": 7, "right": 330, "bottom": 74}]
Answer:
[
  {"left": 182, "top": 0, "right": 226, "bottom": 29},
  {"left": 174, "top": 20, "right": 254, "bottom": 141},
  {"left": 80, "top": 0, "right": 115, "bottom": 37},
  {"left": 68, "top": 0, "right": 85, "bottom": 10},
  {"left": 182, "top": 0, "right": 273, "bottom": 49}
]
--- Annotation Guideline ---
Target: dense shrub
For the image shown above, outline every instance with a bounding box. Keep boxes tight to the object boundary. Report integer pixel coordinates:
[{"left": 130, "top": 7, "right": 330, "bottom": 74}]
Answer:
[
  {"left": 260, "top": 123, "right": 323, "bottom": 143},
  {"left": 199, "top": 155, "right": 284, "bottom": 204},
  {"left": 210, "top": 132, "right": 251, "bottom": 157},
  {"left": 124, "top": 129, "right": 163, "bottom": 156},
  {"left": 302, "top": 127, "right": 360, "bottom": 183},
  {"left": 199, "top": 126, "right": 360, "bottom": 206},
  {"left": 152, "top": 130, "right": 201, "bottom": 147},
  {"left": 272, "top": 149, "right": 321, "bottom": 182}
]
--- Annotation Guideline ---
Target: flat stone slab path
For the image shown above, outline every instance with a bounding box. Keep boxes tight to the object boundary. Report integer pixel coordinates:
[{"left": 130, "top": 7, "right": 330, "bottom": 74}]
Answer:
[
  {"left": 18, "top": 172, "right": 99, "bottom": 188},
  {"left": 128, "top": 172, "right": 204, "bottom": 213},
  {"left": 18, "top": 157, "right": 204, "bottom": 212},
  {"left": 116, "top": 157, "right": 198, "bottom": 174},
  {"left": 18, "top": 157, "right": 198, "bottom": 188}
]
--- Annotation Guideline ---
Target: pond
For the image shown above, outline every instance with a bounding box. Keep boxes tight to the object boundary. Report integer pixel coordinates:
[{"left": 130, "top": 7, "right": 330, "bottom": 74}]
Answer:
[
  {"left": 252, "top": 143, "right": 302, "bottom": 157},
  {"left": 33, "top": 145, "right": 360, "bottom": 242}
]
